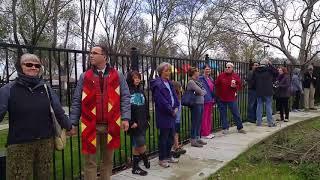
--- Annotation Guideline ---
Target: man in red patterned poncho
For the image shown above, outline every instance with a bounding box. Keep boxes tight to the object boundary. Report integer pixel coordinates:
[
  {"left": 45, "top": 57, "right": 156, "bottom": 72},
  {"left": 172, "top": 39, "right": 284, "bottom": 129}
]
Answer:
[{"left": 69, "top": 45, "right": 131, "bottom": 180}]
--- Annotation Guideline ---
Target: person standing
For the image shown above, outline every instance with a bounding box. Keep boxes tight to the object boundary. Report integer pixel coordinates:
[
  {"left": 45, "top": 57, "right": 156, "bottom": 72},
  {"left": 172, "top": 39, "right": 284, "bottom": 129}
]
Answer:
[
  {"left": 303, "top": 65, "right": 317, "bottom": 111},
  {"left": 215, "top": 62, "right": 246, "bottom": 134},
  {"left": 187, "top": 67, "right": 207, "bottom": 147},
  {"left": 126, "top": 71, "right": 150, "bottom": 176},
  {"left": 171, "top": 81, "right": 187, "bottom": 157},
  {"left": 69, "top": 45, "right": 131, "bottom": 180},
  {"left": 0, "top": 54, "right": 73, "bottom": 180},
  {"left": 246, "top": 62, "right": 259, "bottom": 123},
  {"left": 199, "top": 64, "right": 215, "bottom": 139},
  {"left": 274, "top": 67, "right": 290, "bottom": 122},
  {"left": 150, "top": 62, "right": 179, "bottom": 168},
  {"left": 253, "top": 59, "right": 278, "bottom": 127},
  {"left": 291, "top": 68, "right": 303, "bottom": 112}
]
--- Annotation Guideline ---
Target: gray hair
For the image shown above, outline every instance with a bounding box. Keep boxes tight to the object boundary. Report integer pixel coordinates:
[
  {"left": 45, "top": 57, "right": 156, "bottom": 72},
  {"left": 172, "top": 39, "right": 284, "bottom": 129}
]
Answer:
[
  {"left": 226, "top": 62, "right": 234, "bottom": 67},
  {"left": 156, "top": 62, "right": 172, "bottom": 76},
  {"left": 260, "top": 58, "right": 269, "bottom": 66},
  {"left": 20, "top": 53, "right": 41, "bottom": 64}
]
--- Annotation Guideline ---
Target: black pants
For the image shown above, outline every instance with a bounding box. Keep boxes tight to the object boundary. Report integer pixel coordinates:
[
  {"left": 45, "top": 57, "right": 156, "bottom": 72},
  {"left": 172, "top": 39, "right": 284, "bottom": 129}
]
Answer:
[
  {"left": 292, "top": 91, "right": 301, "bottom": 109},
  {"left": 278, "top": 97, "right": 289, "bottom": 120},
  {"left": 158, "top": 128, "right": 174, "bottom": 161}
]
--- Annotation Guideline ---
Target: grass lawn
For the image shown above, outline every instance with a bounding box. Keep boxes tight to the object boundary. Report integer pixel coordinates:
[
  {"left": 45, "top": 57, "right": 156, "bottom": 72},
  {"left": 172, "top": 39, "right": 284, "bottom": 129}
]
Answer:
[{"left": 209, "top": 117, "right": 320, "bottom": 180}]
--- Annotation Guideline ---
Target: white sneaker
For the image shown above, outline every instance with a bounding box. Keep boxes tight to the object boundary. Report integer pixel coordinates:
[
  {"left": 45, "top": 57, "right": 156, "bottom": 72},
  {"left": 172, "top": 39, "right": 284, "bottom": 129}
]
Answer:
[{"left": 203, "top": 134, "right": 215, "bottom": 139}]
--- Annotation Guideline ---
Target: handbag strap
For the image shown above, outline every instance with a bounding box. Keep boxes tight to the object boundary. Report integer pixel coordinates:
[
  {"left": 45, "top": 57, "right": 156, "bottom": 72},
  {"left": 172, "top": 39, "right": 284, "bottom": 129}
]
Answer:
[
  {"left": 44, "top": 84, "right": 62, "bottom": 134},
  {"left": 43, "top": 84, "right": 55, "bottom": 114}
]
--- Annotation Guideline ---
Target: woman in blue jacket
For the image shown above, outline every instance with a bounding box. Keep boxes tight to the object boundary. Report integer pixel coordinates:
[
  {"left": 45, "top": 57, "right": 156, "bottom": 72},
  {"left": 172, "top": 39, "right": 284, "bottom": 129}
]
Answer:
[{"left": 150, "top": 62, "right": 179, "bottom": 168}]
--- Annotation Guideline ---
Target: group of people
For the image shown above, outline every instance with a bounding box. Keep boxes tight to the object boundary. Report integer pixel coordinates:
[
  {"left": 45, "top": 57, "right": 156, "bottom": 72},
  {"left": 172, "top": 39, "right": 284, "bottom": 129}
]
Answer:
[
  {"left": 247, "top": 59, "right": 317, "bottom": 126},
  {"left": 0, "top": 44, "right": 317, "bottom": 180}
]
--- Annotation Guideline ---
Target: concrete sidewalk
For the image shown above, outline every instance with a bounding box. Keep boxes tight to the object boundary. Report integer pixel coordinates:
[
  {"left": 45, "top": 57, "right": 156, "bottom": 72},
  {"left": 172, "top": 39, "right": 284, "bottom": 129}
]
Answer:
[{"left": 112, "top": 110, "right": 320, "bottom": 180}]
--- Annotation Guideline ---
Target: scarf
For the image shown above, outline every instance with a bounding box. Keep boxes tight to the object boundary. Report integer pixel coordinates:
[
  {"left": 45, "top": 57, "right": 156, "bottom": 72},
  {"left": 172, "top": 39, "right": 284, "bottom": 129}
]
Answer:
[{"left": 16, "top": 73, "right": 42, "bottom": 88}]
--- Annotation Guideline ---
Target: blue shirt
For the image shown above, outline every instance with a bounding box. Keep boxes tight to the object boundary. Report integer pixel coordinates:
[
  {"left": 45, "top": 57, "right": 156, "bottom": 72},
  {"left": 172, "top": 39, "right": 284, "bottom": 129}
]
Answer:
[
  {"left": 164, "top": 81, "right": 174, "bottom": 107},
  {"left": 176, "top": 103, "right": 181, "bottom": 123}
]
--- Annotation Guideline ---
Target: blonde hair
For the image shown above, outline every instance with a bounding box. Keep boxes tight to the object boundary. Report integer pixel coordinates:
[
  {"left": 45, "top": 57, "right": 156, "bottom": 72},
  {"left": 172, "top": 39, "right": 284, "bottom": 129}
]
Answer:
[
  {"left": 20, "top": 53, "right": 41, "bottom": 64},
  {"left": 172, "top": 81, "right": 182, "bottom": 100}
]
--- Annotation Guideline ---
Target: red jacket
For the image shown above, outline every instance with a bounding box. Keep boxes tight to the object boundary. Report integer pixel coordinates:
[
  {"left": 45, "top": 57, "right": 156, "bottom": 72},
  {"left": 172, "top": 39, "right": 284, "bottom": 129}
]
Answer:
[{"left": 215, "top": 72, "right": 242, "bottom": 102}]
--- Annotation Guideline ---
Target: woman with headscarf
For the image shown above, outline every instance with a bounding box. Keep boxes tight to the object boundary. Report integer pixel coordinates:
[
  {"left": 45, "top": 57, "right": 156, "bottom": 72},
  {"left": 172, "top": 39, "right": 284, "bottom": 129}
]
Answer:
[{"left": 0, "top": 53, "right": 73, "bottom": 180}]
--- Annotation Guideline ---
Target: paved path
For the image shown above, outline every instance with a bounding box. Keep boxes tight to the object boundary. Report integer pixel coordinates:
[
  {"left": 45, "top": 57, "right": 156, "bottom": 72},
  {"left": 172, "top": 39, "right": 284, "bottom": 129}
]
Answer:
[
  {"left": 112, "top": 110, "right": 320, "bottom": 180},
  {"left": 0, "top": 124, "right": 8, "bottom": 131}
]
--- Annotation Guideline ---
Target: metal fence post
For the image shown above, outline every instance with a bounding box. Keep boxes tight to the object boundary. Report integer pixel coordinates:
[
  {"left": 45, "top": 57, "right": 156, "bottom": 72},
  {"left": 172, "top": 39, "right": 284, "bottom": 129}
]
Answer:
[
  {"left": 205, "top": 54, "right": 209, "bottom": 64},
  {"left": 130, "top": 47, "right": 139, "bottom": 71},
  {"left": 0, "top": 151, "right": 6, "bottom": 180}
]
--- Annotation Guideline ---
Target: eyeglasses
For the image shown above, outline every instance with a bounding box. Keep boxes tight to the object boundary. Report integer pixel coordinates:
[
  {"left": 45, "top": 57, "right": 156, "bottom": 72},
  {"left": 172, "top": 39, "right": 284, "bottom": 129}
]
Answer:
[
  {"left": 22, "top": 63, "right": 41, "bottom": 69},
  {"left": 90, "top": 51, "right": 104, "bottom": 55},
  {"left": 226, "top": 67, "right": 232, "bottom": 69}
]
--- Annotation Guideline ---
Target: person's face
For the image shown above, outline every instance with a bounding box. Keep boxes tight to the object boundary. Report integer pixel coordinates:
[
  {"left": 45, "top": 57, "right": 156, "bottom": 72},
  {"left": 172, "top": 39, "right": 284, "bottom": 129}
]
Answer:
[
  {"left": 161, "top": 65, "right": 172, "bottom": 80},
  {"left": 225, "top": 65, "right": 233, "bottom": 73},
  {"left": 21, "top": 60, "right": 41, "bottom": 77},
  {"left": 252, "top": 63, "right": 259, "bottom": 70},
  {"left": 204, "top": 67, "right": 211, "bottom": 76},
  {"left": 192, "top": 69, "right": 200, "bottom": 79},
  {"left": 278, "top": 68, "right": 283, "bottom": 75},
  {"left": 132, "top": 75, "right": 141, "bottom": 86},
  {"left": 90, "top": 47, "right": 107, "bottom": 67}
]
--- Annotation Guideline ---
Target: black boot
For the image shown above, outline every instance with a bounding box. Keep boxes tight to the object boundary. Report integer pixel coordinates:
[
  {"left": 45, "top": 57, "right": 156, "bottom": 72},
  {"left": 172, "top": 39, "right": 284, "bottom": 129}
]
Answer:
[
  {"left": 132, "top": 155, "right": 148, "bottom": 176},
  {"left": 140, "top": 153, "right": 150, "bottom": 169}
]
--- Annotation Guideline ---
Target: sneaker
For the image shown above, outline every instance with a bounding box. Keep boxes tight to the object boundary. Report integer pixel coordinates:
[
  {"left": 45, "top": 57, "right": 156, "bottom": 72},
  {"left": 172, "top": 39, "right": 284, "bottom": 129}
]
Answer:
[
  {"left": 159, "top": 160, "right": 170, "bottom": 168},
  {"left": 284, "top": 119, "right": 289, "bottom": 122},
  {"left": 268, "top": 123, "right": 277, "bottom": 127},
  {"left": 174, "top": 147, "right": 186, "bottom": 155},
  {"left": 167, "top": 157, "right": 179, "bottom": 163},
  {"left": 222, "top": 129, "right": 229, "bottom": 135},
  {"left": 197, "top": 139, "right": 207, "bottom": 145},
  {"left": 310, "top": 108, "right": 317, "bottom": 110},
  {"left": 171, "top": 151, "right": 181, "bottom": 158},
  {"left": 292, "top": 109, "right": 298, "bottom": 112},
  {"left": 132, "top": 166, "right": 148, "bottom": 176},
  {"left": 203, "top": 134, "right": 215, "bottom": 139},
  {"left": 191, "top": 140, "right": 203, "bottom": 148},
  {"left": 238, "top": 129, "right": 246, "bottom": 134}
]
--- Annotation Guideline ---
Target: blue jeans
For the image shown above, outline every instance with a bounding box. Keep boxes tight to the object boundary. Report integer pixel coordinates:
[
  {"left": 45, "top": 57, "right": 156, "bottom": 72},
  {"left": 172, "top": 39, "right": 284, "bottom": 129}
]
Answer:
[
  {"left": 218, "top": 101, "right": 243, "bottom": 130},
  {"left": 191, "top": 104, "right": 203, "bottom": 139},
  {"left": 158, "top": 128, "right": 174, "bottom": 160},
  {"left": 247, "top": 90, "right": 257, "bottom": 122},
  {"left": 256, "top": 96, "right": 273, "bottom": 126}
]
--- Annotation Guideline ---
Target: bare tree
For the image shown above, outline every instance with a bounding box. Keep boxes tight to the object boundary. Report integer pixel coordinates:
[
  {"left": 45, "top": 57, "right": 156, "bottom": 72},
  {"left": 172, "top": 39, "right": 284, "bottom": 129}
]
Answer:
[
  {"left": 180, "top": 0, "right": 231, "bottom": 60},
  {"left": 228, "top": 0, "right": 320, "bottom": 65},
  {"left": 146, "top": 0, "right": 182, "bottom": 55},
  {"left": 98, "top": 0, "right": 142, "bottom": 53}
]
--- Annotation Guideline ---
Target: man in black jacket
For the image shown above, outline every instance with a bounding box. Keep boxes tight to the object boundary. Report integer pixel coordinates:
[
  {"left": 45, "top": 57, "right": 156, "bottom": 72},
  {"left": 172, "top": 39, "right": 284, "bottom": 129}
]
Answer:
[
  {"left": 252, "top": 59, "right": 278, "bottom": 127},
  {"left": 303, "top": 65, "right": 317, "bottom": 110}
]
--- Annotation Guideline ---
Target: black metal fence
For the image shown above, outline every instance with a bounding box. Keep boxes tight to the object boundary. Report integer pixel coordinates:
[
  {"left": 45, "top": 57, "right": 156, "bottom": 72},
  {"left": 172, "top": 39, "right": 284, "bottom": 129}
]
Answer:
[{"left": 0, "top": 43, "right": 319, "bottom": 179}]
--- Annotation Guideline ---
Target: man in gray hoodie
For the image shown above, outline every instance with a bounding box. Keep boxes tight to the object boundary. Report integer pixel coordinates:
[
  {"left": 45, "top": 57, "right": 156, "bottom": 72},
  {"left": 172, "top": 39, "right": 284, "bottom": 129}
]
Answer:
[{"left": 291, "top": 68, "right": 303, "bottom": 111}]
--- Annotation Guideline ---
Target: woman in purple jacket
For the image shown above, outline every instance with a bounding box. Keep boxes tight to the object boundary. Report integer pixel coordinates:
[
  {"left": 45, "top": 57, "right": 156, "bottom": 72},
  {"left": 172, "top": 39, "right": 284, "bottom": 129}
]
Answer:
[{"left": 150, "top": 62, "right": 179, "bottom": 168}]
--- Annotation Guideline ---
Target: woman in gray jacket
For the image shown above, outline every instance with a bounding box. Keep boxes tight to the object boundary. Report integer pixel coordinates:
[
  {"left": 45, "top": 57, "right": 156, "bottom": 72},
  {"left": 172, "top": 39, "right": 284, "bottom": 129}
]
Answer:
[
  {"left": 186, "top": 67, "right": 207, "bottom": 147},
  {"left": 291, "top": 68, "right": 303, "bottom": 112}
]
